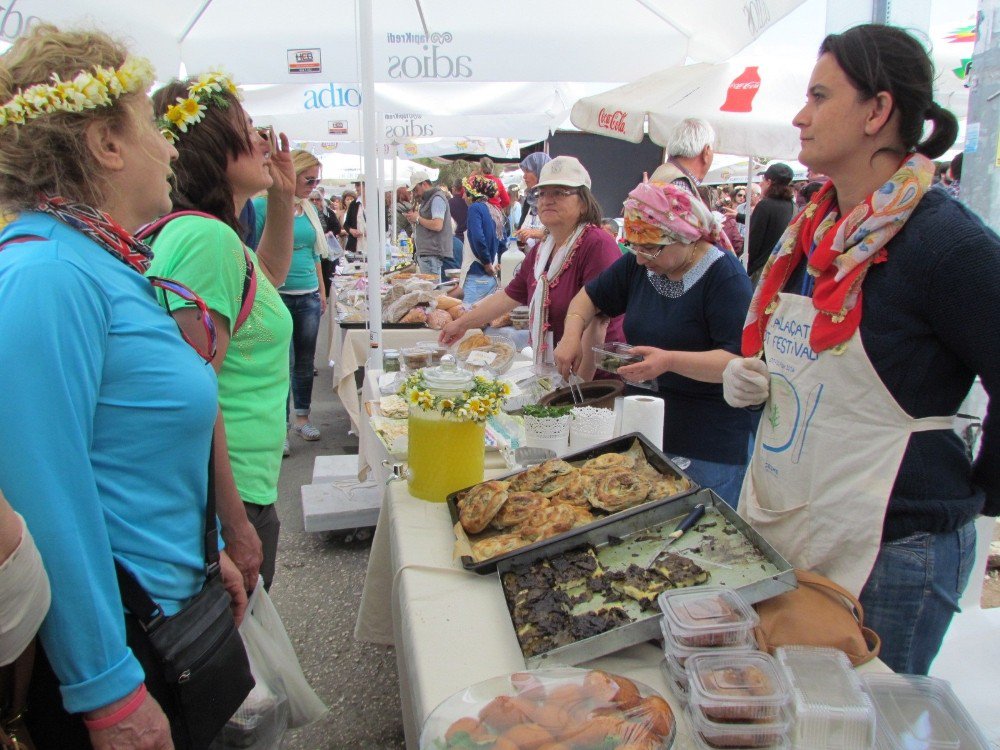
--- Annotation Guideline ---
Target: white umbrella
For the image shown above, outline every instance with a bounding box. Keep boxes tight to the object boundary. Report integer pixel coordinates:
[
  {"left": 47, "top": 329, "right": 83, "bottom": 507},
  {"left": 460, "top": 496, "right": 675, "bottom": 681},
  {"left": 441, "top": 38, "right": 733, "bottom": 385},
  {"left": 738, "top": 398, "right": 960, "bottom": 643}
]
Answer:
[{"left": 571, "top": 59, "right": 809, "bottom": 160}]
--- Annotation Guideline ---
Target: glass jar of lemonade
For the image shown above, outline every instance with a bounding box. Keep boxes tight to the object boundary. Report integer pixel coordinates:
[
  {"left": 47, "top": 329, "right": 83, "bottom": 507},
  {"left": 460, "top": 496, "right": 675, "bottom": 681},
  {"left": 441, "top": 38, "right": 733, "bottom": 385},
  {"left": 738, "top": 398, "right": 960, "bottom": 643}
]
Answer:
[{"left": 407, "top": 358, "right": 486, "bottom": 502}]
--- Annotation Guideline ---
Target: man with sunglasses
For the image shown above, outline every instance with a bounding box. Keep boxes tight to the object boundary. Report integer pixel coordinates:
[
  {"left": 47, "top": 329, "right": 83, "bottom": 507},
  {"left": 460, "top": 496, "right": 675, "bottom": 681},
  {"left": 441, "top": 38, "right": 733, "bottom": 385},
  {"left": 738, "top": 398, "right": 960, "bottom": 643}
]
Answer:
[{"left": 405, "top": 170, "right": 453, "bottom": 280}]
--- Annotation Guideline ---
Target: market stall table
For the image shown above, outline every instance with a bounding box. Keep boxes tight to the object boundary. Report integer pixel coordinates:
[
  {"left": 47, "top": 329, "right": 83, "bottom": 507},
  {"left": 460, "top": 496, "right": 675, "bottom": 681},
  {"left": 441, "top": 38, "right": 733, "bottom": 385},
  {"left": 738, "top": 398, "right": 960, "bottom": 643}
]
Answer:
[
  {"left": 329, "top": 319, "right": 484, "bottom": 434},
  {"left": 354, "top": 471, "right": 889, "bottom": 749}
]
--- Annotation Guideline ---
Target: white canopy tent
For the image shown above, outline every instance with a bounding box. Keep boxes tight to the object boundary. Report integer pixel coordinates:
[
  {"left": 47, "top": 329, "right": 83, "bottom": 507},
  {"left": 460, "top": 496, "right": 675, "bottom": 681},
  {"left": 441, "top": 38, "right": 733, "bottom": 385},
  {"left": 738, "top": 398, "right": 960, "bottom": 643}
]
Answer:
[{"left": 24, "top": 0, "right": 811, "bottom": 349}]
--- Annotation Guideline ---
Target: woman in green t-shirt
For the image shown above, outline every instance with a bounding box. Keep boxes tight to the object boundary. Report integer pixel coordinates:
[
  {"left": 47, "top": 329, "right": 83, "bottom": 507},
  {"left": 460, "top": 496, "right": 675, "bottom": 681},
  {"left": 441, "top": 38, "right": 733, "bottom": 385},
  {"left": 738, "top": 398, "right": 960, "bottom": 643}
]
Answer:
[
  {"left": 148, "top": 75, "right": 296, "bottom": 591},
  {"left": 252, "top": 150, "right": 329, "bottom": 445}
]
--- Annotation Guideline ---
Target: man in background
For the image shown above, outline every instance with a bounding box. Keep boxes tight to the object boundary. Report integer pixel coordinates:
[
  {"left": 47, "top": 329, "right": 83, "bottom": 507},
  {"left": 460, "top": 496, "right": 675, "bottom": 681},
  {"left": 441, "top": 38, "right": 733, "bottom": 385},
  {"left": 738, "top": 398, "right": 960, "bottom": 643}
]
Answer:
[
  {"left": 405, "top": 171, "right": 453, "bottom": 279},
  {"left": 649, "top": 117, "right": 715, "bottom": 205}
]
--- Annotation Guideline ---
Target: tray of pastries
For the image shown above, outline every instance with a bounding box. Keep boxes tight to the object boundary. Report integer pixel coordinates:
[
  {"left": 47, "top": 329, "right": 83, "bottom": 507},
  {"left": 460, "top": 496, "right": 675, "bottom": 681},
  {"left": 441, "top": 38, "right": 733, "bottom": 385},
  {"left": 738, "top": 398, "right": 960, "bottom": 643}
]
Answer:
[
  {"left": 496, "top": 489, "right": 796, "bottom": 668},
  {"left": 448, "top": 434, "right": 697, "bottom": 574},
  {"left": 419, "top": 667, "right": 676, "bottom": 750}
]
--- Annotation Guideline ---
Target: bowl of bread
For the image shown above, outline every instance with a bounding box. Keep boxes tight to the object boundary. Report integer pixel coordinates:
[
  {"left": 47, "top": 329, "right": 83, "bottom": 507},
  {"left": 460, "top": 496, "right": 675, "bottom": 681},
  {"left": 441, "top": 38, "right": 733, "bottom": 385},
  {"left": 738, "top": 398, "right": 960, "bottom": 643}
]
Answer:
[{"left": 455, "top": 333, "right": 517, "bottom": 376}]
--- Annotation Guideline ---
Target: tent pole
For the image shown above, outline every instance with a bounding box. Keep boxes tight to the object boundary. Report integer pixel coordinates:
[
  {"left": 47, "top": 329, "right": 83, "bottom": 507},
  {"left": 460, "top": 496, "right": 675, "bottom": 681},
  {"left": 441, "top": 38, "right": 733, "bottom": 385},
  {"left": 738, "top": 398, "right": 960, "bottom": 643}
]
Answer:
[
  {"left": 743, "top": 159, "right": 754, "bottom": 270},
  {"left": 391, "top": 148, "right": 399, "bottom": 242},
  {"left": 359, "top": 0, "right": 383, "bottom": 361}
]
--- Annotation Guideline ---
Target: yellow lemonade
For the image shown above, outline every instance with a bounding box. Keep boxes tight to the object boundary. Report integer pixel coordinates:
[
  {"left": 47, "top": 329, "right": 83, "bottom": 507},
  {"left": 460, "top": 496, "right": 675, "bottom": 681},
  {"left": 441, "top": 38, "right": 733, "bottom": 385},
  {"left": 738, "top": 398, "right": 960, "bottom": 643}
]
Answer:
[{"left": 407, "top": 409, "right": 485, "bottom": 502}]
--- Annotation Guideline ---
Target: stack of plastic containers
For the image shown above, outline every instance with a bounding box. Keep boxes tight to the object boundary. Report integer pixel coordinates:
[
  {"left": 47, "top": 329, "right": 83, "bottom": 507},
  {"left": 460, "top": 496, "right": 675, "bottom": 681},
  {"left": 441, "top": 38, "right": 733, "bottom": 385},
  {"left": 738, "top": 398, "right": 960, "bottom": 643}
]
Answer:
[
  {"left": 862, "top": 674, "right": 990, "bottom": 750},
  {"left": 685, "top": 651, "right": 793, "bottom": 749},
  {"left": 776, "top": 646, "right": 875, "bottom": 749},
  {"left": 657, "top": 587, "right": 759, "bottom": 704}
]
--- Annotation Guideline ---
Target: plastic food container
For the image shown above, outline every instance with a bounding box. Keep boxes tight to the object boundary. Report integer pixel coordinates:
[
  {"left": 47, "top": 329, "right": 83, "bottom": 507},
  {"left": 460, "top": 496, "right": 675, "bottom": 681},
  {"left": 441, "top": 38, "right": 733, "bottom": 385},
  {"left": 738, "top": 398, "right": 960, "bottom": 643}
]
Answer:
[
  {"left": 686, "top": 652, "right": 791, "bottom": 722},
  {"left": 686, "top": 705, "right": 792, "bottom": 749},
  {"left": 660, "top": 656, "right": 689, "bottom": 704},
  {"left": 660, "top": 617, "right": 757, "bottom": 666},
  {"left": 863, "top": 674, "right": 991, "bottom": 750},
  {"left": 659, "top": 587, "right": 759, "bottom": 648},
  {"left": 400, "top": 346, "right": 433, "bottom": 371},
  {"left": 419, "top": 667, "right": 677, "bottom": 749},
  {"left": 776, "top": 646, "right": 875, "bottom": 750},
  {"left": 593, "top": 342, "right": 642, "bottom": 373},
  {"left": 416, "top": 341, "right": 450, "bottom": 365}
]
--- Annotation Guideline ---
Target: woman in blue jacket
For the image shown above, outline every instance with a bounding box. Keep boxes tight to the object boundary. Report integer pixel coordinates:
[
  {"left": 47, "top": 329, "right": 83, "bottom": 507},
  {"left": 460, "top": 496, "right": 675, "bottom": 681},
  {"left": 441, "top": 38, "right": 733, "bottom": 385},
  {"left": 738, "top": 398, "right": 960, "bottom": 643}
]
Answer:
[{"left": 460, "top": 174, "right": 504, "bottom": 305}]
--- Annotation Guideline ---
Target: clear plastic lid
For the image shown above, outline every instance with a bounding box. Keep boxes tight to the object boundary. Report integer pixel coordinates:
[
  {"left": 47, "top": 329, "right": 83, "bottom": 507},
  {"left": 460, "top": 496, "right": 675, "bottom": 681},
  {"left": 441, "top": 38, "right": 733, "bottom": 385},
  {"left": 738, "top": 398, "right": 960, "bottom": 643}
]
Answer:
[
  {"left": 686, "top": 704, "right": 792, "bottom": 750},
  {"left": 686, "top": 652, "right": 791, "bottom": 722},
  {"left": 863, "top": 674, "right": 990, "bottom": 750},
  {"left": 659, "top": 586, "right": 759, "bottom": 648},
  {"left": 776, "top": 646, "right": 875, "bottom": 750},
  {"left": 421, "top": 355, "right": 473, "bottom": 395},
  {"left": 659, "top": 617, "right": 757, "bottom": 666},
  {"left": 592, "top": 342, "right": 642, "bottom": 373},
  {"left": 418, "top": 667, "right": 677, "bottom": 749}
]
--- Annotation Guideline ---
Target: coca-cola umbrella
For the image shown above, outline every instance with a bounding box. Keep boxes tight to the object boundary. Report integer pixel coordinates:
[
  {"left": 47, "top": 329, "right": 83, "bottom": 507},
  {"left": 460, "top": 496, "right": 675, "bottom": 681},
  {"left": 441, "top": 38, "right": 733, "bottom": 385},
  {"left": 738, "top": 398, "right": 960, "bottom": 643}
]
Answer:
[{"left": 570, "top": 59, "right": 809, "bottom": 160}]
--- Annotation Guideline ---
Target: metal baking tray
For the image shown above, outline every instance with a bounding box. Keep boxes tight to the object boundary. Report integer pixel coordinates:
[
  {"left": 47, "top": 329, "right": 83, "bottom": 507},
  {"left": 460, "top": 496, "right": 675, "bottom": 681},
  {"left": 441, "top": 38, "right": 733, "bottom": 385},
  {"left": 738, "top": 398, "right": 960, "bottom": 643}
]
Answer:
[
  {"left": 495, "top": 488, "right": 796, "bottom": 669},
  {"left": 448, "top": 432, "right": 698, "bottom": 574},
  {"left": 337, "top": 320, "right": 425, "bottom": 329}
]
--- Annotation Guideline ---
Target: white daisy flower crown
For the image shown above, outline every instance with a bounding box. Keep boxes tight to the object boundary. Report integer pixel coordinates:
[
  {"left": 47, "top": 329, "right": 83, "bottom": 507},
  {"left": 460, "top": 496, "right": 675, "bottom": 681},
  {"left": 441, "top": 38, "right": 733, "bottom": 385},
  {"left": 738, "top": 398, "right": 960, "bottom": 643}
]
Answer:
[
  {"left": 0, "top": 56, "right": 156, "bottom": 130},
  {"left": 157, "top": 70, "right": 241, "bottom": 143}
]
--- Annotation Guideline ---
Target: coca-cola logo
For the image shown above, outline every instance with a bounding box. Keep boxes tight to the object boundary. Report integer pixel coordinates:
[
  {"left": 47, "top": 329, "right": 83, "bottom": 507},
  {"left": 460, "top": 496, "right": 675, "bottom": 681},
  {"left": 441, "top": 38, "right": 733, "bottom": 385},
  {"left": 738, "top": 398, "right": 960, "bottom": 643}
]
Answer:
[{"left": 597, "top": 108, "right": 627, "bottom": 134}]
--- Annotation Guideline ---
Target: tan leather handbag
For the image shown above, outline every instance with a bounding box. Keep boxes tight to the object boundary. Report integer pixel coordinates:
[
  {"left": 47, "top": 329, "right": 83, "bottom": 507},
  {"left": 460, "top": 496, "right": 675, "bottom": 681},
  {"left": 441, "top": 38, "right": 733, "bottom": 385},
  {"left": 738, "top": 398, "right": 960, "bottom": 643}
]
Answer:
[{"left": 753, "top": 569, "right": 881, "bottom": 667}]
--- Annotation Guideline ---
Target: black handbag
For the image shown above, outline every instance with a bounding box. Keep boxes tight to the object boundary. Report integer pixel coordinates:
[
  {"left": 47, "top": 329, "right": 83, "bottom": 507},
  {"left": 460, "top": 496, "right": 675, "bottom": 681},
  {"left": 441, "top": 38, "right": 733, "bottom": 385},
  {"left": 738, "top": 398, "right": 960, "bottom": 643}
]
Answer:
[{"left": 115, "top": 449, "right": 254, "bottom": 749}]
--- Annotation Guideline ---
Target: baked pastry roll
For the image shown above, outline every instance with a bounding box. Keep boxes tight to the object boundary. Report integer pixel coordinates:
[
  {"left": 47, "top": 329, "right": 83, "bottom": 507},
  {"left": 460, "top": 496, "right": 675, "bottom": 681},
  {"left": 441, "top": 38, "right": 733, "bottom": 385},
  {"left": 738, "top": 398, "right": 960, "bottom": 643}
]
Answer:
[
  {"left": 492, "top": 491, "right": 549, "bottom": 530},
  {"left": 589, "top": 469, "right": 651, "bottom": 512},
  {"left": 471, "top": 532, "right": 527, "bottom": 561},
  {"left": 458, "top": 479, "right": 510, "bottom": 533},
  {"left": 581, "top": 452, "right": 636, "bottom": 474},
  {"left": 550, "top": 472, "right": 598, "bottom": 507}
]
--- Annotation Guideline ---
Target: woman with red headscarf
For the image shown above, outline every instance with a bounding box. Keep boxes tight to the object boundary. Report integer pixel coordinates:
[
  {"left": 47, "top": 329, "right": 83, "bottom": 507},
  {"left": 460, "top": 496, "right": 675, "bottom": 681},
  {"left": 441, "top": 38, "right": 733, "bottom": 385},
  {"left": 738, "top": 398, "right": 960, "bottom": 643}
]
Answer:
[{"left": 555, "top": 180, "right": 755, "bottom": 507}]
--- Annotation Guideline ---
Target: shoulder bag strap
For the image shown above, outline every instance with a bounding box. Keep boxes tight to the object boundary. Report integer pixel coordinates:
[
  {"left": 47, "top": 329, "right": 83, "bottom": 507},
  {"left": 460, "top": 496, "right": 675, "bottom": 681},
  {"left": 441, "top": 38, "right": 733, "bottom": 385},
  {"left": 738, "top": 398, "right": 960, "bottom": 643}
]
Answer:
[
  {"left": 136, "top": 211, "right": 257, "bottom": 335},
  {"left": 115, "top": 441, "right": 219, "bottom": 629}
]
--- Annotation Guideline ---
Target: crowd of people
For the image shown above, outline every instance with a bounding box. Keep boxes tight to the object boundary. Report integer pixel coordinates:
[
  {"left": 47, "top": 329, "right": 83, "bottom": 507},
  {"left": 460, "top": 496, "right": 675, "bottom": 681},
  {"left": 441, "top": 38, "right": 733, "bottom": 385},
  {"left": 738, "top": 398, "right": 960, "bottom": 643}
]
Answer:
[{"left": 0, "top": 17, "right": 996, "bottom": 750}]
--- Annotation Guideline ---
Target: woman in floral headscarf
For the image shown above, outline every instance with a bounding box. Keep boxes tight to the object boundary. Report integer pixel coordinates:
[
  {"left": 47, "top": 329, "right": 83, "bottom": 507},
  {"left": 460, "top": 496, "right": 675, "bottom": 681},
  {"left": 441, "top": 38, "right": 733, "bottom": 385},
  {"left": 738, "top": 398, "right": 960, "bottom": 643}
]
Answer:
[
  {"left": 554, "top": 181, "right": 757, "bottom": 506},
  {"left": 458, "top": 173, "right": 503, "bottom": 305}
]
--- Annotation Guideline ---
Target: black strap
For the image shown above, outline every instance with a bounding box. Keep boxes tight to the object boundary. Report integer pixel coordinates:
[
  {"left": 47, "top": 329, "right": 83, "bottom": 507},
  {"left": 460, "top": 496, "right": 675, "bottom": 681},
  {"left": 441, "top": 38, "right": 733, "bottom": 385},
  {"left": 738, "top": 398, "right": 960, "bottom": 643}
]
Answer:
[{"left": 115, "top": 442, "right": 219, "bottom": 630}]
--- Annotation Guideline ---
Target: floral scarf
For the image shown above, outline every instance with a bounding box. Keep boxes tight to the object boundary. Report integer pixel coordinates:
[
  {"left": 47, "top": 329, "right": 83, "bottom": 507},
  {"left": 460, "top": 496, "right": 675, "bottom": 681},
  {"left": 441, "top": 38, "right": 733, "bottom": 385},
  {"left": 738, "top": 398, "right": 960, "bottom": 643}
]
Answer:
[{"left": 743, "top": 153, "right": 934, "bottom": 356}]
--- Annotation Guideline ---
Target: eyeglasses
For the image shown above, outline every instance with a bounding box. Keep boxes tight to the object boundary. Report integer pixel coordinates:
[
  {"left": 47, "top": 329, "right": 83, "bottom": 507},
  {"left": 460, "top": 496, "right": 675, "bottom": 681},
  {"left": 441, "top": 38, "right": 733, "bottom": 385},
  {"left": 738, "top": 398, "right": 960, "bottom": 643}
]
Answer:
[
  {"left": 148, "top": 277, "right": 218, "bottom": 363},
  {"left": 628, "top": 242, "right": 667, "bottom": 260},
  {"left": 303, "top": 177, "right": 322, "bottom": 186},
  {"left": 735, "top": 192, "right": 746, "bottom": 199},
  {"left": 255, "top": 125, "right": 274, "bottom": 142},
  {"left": 537, "top": 187, "right": 579, "bottom": 201}
]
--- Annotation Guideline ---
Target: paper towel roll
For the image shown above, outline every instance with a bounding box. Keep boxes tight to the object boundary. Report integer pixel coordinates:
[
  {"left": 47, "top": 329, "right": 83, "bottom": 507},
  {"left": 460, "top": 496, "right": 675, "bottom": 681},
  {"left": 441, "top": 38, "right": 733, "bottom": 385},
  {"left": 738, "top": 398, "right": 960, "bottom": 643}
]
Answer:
[{"left": 620, "top": 395, "right": 664, "bottom": 449}]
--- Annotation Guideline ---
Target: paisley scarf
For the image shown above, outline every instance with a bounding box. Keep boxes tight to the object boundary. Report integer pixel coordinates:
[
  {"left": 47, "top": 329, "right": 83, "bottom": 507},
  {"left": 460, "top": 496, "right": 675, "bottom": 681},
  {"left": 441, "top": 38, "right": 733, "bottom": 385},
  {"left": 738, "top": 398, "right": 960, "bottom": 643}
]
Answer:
[{"left": 742, "top": 153, "right": 933, "bottom": 356}]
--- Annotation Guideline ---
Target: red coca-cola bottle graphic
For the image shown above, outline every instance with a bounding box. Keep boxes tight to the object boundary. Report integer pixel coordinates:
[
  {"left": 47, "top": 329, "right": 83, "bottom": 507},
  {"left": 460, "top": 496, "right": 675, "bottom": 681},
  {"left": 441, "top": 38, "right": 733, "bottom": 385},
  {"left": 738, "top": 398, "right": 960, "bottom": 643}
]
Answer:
[{"left": 720, "top": 66, "right": 761, "bottom": 113}]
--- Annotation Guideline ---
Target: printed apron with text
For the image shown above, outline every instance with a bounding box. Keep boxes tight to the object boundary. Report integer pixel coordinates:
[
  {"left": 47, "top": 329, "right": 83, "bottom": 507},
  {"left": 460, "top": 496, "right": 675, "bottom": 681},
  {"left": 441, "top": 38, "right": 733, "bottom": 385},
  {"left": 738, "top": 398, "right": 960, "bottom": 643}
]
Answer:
[{"left": 738, "top": 292, "right": 952, "bottom": 596}]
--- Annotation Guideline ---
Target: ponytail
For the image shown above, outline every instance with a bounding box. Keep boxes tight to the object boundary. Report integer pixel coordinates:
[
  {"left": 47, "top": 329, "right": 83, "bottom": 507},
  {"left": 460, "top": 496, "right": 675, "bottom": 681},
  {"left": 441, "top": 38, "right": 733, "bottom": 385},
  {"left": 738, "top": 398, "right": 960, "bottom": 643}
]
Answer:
[{"left": 916, "top": 102, "right": 959, "bottom": 160}]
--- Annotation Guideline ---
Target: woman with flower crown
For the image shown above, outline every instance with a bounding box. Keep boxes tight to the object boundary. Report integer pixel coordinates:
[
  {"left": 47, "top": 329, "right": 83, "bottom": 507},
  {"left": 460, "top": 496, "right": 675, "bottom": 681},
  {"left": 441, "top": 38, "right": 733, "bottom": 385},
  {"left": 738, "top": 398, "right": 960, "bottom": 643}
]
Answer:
[
  {"left": 0, "top": 24, "right": 248, "bottom": 749},
  {"left": 146, "top": 72, "right": 296, "bottom": 595},
  {"left": 722, "top": 24, "right": 1000, "bottom": 674}
]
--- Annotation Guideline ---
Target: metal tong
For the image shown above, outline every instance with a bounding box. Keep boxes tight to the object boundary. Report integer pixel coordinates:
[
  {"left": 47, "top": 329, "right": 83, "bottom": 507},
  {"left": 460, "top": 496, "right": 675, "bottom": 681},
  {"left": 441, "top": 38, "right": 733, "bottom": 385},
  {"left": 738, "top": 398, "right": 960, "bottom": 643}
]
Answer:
[{"left": 567, "top": 371, "right": 585, "bottom": 406}]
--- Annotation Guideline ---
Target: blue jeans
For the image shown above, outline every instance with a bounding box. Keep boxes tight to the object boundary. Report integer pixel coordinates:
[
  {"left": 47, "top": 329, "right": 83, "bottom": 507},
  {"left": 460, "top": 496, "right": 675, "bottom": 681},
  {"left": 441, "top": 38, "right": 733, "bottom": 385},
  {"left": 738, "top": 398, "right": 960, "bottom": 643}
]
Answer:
[
  {"left": 859, "top": 520, "right": 977, "bottom": 675},
  {"left": 416, "top": 254, "right": 443, "bottom": 280},
  {"left": 683, "top": 458, "right": 748, "bottom": 509},
  {"left": 442, "top": 237, "right": 463, "bottom": 273},
  {"left": 463, "top": 272, "right": 498, "bottom": 306},
  {"left": 280, "top": 291, "right": 322, "bottom": 420}
]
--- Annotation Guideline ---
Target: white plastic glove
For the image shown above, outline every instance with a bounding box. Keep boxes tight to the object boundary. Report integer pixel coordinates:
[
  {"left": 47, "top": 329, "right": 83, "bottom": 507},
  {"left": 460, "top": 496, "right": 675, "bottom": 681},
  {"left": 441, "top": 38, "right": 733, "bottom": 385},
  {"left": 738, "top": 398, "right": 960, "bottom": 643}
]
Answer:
[{"left": 723, "top": 357, "right": 771, "bottom": 408}]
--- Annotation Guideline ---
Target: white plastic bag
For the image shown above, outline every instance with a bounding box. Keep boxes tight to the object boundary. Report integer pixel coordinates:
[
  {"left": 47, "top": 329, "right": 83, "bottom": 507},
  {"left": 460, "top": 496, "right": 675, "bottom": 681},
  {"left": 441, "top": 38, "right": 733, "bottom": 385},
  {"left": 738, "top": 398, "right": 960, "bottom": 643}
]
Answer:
[{"left": 210, "top": 579, "right": 327, "bottom": 749}]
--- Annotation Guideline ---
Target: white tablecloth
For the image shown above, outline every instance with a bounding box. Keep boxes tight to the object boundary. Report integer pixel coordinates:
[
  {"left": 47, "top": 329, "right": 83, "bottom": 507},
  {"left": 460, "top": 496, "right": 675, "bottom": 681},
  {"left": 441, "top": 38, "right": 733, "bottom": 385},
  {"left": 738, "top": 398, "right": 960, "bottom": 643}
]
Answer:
[
  {"left": 354, "top": 477, "right": 892, "bottom": 749},
  {"left": 330, "top": 320, "right": 486, "bottom": 434}
]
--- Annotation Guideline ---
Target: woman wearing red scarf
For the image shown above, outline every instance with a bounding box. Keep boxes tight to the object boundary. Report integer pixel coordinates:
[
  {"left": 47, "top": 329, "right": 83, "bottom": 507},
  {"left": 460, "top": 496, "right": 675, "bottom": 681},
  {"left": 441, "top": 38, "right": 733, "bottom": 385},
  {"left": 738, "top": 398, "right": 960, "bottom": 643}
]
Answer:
[{"left": 723, "top": 24, "right": 1000, "bottom": 674}]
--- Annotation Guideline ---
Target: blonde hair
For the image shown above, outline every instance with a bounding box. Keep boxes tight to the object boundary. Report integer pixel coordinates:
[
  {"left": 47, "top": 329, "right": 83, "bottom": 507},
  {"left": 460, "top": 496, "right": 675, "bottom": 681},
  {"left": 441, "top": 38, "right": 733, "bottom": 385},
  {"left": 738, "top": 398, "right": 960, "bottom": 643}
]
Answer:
[
  {"left": 0, "top": 24, "right": 137, "bottom": 213},
  {"left": 291, "top": 149, "right": 320, "bottom": 177}
]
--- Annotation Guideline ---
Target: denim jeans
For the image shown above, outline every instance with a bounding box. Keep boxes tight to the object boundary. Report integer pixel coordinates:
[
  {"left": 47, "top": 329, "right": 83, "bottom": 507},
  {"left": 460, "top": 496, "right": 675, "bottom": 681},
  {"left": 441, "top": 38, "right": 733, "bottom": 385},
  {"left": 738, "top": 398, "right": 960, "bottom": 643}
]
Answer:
[
  {"left": 416, "top": 254, "right": 443, "bottom": 280},
  {"left": 280, "top": 291, "right": 322, "bottom": 420},
  {"left": 859, "top": 520, "right": 977, "bottom": 675},
  {"left": 682, "top": 457, "right": 748, "bottom": 509},
  {"left": 463, "top": 273, "right": 498, "bottom": 306}
]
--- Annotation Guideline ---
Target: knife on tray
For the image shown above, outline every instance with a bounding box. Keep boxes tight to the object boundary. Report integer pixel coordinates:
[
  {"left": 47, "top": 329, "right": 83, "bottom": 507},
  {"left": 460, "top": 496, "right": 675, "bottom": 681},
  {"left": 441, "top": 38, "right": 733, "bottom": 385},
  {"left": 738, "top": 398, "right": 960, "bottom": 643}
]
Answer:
[{"left": 640, "top": 503, "right": 706, "bottom": 568}]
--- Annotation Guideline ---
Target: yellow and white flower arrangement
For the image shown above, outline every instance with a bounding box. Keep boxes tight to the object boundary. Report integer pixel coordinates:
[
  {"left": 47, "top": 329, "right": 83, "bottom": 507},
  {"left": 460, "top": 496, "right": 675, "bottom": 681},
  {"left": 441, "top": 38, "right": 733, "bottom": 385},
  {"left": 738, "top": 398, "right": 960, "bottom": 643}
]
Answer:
[
  {"left": 158, "top": 70, "right": 240, "bottom": 143},
  {"left": 0, "top": 57, "right": 155, "bottom": 130},
  {"left": 401, "top": 372, "right": 509, "bottom": 423}
]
